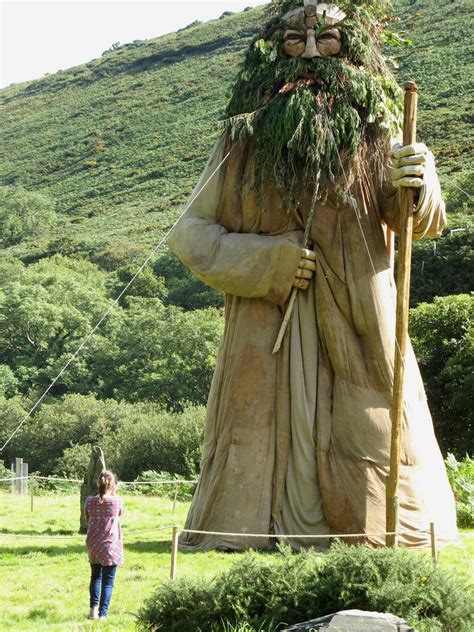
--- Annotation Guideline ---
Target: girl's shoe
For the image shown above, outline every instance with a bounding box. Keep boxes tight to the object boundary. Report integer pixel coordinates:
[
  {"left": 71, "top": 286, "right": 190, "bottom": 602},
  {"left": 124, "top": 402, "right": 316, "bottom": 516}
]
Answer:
[
  {"left": 99, "top": 616, "right": 107, "bottom": 621},
  {"left": 88, "top": 606, "right": 99, "bottom": 620}
]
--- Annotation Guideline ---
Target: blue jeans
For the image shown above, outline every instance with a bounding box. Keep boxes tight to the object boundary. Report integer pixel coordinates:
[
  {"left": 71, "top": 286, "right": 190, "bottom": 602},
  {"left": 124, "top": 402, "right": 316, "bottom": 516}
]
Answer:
[{"left": 89, "top": 564, "right": 117, "bottom": 617}]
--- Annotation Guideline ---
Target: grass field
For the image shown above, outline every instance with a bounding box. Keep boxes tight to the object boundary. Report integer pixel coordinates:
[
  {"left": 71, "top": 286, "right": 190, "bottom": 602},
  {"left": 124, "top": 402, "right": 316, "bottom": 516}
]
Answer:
[{"left": 0, "top": 489, "right": 473, "bottom": 631}]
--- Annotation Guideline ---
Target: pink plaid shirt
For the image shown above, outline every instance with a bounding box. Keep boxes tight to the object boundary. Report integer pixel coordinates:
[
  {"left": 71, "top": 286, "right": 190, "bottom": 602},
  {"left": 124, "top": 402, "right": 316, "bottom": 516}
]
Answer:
[{"left": 85, "top": 495, "right": 124, "bottom": 566}]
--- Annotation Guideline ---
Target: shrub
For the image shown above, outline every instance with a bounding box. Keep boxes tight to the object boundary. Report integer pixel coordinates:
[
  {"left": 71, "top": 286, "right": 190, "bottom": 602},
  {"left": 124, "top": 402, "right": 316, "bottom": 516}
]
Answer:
[
  {"left": 4, "top": 394, "right": 204, "bottom": 481},
  {"left": 52, "top": 442, "right": 93, "bottom": 479},
  {"left": 139, "top": 543, "right": 474, "bottom": 632},
  {"left": 445, "top": 453, "right": 474, "bottom": 528},
  {"left": 110, "top": 405, "right": 205, "bottom": 480},
  {"left": 0, "top": 461, "right": 11, "bottom": 479},
  {"left": 126, "top": 470, "right": 197, "bottom": 500}
]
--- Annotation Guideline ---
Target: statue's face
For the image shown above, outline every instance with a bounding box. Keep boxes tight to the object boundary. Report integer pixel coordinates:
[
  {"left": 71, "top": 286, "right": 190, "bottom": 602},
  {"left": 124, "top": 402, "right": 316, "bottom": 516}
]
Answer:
[{"left": 278, "top": 3, "right": 345, "bottom": 59}]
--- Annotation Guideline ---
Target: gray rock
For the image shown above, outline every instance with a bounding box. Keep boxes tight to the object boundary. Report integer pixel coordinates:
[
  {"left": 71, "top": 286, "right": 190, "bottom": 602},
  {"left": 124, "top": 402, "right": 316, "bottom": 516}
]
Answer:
[
  {"left": 79, "top": 445, "right": 106, "bottom": 533},
  {"left": 282, "top": 609, "right": 416, "bottom": 631}
]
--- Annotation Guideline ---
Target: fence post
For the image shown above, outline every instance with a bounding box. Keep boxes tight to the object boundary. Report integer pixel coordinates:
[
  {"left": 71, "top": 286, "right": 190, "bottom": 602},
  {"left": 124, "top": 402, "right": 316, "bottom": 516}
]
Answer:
[
  {"left": 170, "top": 526, "right": 179, "bottom": 580},
  {"left": 30, "top": 475, "right": 35, "bottom": 512},
  {"left": 172, "top": 483, "right": 179, "bottom": 514},
  {"left": 10, "top": 463, "right": 15, "bottom": 495},
  {"left": 15, "top": 458, "right": 23, "bottom": 495},
  {"left": 430, "top": 522, "right": 438, "bottom": 563},
  {"left": 22, "top": 462, "right": 29, "bottom": 495}
]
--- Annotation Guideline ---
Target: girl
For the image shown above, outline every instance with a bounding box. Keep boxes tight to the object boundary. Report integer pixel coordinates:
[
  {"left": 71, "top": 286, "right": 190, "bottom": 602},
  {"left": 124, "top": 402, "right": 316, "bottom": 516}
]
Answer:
[{"left": 85, "top": 470, "right": 124, "bottom": 621}]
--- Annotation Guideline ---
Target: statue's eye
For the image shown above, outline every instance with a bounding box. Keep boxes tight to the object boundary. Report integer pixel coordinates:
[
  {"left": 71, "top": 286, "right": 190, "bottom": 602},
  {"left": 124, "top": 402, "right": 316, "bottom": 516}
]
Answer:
[
  {"left": 284, "top": 33, "right": 304, "bottom": 42},
  {"left": 317, "top": 29, "right": 341, "bottom": 42}
]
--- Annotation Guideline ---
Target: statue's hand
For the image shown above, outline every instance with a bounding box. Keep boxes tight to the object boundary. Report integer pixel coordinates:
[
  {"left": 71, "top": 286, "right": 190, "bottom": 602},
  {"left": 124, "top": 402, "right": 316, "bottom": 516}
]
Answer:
[
  {"left": 390, "top": 142, "right": 429, "bottom": 188},
  {"left": 293, "top": 248, "right": 316, "bottom": 290}
]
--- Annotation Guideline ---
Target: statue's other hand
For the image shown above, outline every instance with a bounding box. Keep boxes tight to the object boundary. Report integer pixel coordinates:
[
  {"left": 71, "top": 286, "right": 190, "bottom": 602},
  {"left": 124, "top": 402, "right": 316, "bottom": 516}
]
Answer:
[
  {"left": 390, "top": 142, "right": 429, "bottom": 189},
  {"left": 293, "top": 248, "right": 316, "bottom": 290}
]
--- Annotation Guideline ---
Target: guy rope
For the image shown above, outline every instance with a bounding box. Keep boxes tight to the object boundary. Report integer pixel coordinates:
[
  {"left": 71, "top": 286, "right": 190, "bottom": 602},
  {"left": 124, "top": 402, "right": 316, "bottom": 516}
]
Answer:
[{"left": 0, "top": 147, "right": 233, "bottom": 454}]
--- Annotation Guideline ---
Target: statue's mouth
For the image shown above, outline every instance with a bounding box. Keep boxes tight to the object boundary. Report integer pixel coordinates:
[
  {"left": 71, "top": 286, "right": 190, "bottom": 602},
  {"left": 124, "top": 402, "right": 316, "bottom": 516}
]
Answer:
[{"left": 278, "top": 76, "right": 322, "bottom": 95}]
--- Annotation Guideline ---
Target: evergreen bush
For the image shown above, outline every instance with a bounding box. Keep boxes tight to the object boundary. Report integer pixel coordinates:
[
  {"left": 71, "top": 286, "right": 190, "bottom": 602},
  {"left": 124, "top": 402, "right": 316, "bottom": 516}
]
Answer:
[{"left": 139, "top": 543, "right": 474, "bottom": 632}]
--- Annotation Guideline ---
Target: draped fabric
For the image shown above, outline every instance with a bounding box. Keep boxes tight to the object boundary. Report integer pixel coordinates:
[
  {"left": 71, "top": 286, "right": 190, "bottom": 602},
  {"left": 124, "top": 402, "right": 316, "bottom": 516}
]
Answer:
[{"left": 169, "top": 135, "right": 457, "bottom": 550}]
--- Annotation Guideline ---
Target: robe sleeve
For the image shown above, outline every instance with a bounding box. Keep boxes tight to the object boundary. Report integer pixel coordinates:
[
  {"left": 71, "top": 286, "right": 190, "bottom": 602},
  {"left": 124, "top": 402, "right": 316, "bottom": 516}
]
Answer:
[
  {"left": 378, "top": 149, "right": 447, "bottom": 240},
  {"left": 169, "top": 137, "right": 302, "bottom": 306}
]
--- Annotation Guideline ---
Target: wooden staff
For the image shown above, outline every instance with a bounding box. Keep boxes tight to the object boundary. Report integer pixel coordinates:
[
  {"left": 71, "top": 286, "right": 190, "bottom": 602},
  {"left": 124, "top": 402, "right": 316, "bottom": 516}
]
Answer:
[{"left": 386, "top": 81, "right": 418, "bottom": 547}]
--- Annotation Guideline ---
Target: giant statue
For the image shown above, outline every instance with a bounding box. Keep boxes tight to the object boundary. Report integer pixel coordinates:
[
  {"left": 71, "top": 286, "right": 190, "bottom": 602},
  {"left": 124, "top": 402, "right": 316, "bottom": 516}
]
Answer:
[{"left": 170, "top": 0, "right": 457, "bottom": 550}]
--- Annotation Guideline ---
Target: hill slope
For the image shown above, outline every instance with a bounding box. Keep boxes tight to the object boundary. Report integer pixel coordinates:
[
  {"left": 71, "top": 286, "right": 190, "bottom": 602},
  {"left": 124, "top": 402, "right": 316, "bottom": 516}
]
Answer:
[{"left": 0, "top": 0, "right": 472, "bottom": 267}]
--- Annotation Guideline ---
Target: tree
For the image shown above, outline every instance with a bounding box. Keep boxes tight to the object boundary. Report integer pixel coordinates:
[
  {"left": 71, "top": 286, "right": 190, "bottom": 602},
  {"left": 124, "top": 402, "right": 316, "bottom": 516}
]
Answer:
[
  {"left": 0, "top": 257, "right": 24, "bottom": 287},
  {"left": 111, "top": 262, "right": 168, "bottom": 302},
  {"left": 0, "top": 365, "right": 18, "bottom": 398},
  {"left": 153, "top": 251, "right": 223, "bottom": 310},
  {"left": 0, "top": 186, "right": 58, "bottom": 247},
  {"left": 0, "top": 255, "right": 116, "bottom": 395},
  {"left": 95, "top": 296, "right": 223, "bottom": 408},
  {"left": 410, "top": 294, "right": 473, "bottom": 456}
]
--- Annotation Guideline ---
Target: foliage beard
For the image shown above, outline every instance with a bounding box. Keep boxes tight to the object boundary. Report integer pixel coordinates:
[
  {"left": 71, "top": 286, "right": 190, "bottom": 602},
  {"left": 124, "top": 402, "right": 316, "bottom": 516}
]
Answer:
[{"left": 224, "top": 19, "right": 402, "bottom": 206}]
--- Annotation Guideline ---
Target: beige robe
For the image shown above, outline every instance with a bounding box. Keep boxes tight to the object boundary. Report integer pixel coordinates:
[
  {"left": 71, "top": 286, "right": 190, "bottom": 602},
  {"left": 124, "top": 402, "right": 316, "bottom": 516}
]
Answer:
[{"left": 169, "top": 135, "right": 458, "bottom": 550}]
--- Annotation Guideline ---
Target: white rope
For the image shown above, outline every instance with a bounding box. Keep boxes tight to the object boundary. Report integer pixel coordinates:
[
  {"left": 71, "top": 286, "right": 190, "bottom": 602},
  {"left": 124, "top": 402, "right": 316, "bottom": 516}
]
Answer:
[
  {"left": 438, "top": 174, "right": 473, "bottom": 201},
  {"left": 0, "top": 475, "right": 198, "bottom": 485},
  {"left": 0, "top": 147, "right": 233, "bottom": 454},
  {"left": 0, "top": 477, "right": 29, "bottom": 483},
  {"left": 119, "top": 479, "right": 197, "bottom": 486},
  {"left": 34, "top": 476, "right": 82, "bottom": 483},
  {"left": 0, "top": 525, "right": 175, "bottom": 540},
  {"left": 180, "top": 528, "right": 414, "bottom": 539}
]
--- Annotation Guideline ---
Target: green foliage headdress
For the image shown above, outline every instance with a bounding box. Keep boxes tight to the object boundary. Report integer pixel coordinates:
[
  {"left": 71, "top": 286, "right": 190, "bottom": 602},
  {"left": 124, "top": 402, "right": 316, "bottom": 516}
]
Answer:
[{"left": 224, "top": 0, "right": 403, "bottom": 203}]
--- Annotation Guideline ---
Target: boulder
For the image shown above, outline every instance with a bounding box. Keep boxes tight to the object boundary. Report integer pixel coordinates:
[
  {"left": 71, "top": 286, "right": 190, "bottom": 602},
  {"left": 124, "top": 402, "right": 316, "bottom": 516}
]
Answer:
[
  {"left": 79, "top": 445, "right": 106, "bottom": 533},
  {"left": 282, "top": 609, "right": 416, "bottom": 631}
]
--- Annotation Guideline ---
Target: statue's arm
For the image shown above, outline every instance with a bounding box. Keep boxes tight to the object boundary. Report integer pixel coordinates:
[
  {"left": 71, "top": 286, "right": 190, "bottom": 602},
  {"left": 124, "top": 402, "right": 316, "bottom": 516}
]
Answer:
[
  {"left": 169, "top": 138, "right": 302, "bottom": 305},
  {"left": 378, "top": 142, "right": 447, "bottom": 240}
]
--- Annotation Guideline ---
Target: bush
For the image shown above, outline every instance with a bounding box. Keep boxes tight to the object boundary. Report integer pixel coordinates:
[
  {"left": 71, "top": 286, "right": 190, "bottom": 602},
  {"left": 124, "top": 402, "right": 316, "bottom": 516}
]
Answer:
[
  {"left": 139, "top": 543, "right": 474, "bottom": 632},
  {"left": 3, "top": 394, "right": 205, "bottom": 481},
  {"left": 111, "top": 405, "right": 205, "bottom": 480},
  {"left": 126, "top": 470, "right": 197, "bottom": 500},
  {"left": 445, "top": 453, "right": 474, "bottom": 528},
  {"left": 52, "top": 443, "right": 93, "bottom": 479},
  {"left": 0, "top": 461, "right": 11, "bottom": 479}
]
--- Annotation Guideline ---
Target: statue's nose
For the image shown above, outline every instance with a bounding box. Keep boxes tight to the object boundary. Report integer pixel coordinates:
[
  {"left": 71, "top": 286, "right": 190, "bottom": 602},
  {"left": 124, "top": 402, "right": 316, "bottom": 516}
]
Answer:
[{"left": 301, "top": 29, "right": 321, "bottom": 58}]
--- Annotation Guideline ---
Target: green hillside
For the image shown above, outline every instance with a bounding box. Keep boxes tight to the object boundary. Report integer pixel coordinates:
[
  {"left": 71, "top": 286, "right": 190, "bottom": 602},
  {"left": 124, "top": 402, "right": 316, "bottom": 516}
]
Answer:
[{"left": 0, "top": 0, "right": 472, "bottom": 267}]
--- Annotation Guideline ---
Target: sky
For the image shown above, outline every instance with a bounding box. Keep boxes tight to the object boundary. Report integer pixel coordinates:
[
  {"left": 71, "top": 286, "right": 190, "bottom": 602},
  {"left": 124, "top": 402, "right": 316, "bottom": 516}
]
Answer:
[{"left": 0, "top": 0, "right": 268, "bottom": 88}]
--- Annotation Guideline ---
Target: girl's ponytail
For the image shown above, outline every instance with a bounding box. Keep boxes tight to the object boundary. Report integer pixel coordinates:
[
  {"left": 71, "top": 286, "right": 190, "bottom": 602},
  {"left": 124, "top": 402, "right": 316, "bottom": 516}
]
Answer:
[{"left": 97, "top": 470, "right": 117, "bottom": 500}]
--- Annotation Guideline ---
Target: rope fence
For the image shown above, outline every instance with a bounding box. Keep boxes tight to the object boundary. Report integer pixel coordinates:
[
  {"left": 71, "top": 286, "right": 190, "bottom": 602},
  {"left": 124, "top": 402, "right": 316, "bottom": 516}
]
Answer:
[
  {"left": 0, "top": 473, "right": 199, "bottom": 515},
  {"left": 0, "top": 475, "right": 198, "bottom": 485},
  {"left": 169, "top": 524, "right": 448, "bottom": 579},
  {"left": 0, "top": 525, "right": 174, "bottom": 540},
  {"left": 0, "top": 521, "right": 447, "bottom": 576},
  {"left": 181, "top": 528, "right": 402, "bottom": 539},
  {"left": 1, "top": 476, "right": 471, "bottom": 581}
]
